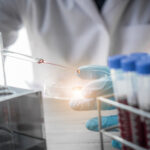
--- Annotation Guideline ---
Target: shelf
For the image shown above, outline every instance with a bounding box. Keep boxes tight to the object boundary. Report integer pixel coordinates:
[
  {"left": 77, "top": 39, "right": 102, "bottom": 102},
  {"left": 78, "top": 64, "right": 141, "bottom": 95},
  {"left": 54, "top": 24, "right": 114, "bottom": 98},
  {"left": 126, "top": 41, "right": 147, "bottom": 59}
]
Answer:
[
  {"left": 96, "top": 95, "right": 150, "bottom": 150},
  {"left": 101, "top": 125, "right": 146, "bottom": 150}
]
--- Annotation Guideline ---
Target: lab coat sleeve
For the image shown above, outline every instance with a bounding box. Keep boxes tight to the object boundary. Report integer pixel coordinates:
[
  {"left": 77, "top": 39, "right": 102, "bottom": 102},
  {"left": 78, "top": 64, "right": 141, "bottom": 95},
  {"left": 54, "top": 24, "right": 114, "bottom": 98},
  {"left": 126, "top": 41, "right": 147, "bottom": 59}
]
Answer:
[{"left": 0, "top": 0, "right": 23, "bottom": 48}]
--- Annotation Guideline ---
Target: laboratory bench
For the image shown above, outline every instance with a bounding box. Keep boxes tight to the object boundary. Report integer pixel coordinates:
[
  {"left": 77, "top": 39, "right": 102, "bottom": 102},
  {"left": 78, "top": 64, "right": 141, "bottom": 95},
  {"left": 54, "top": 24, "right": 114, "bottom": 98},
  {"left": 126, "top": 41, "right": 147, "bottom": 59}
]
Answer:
[
  {"left": 43, "top": 97, "right": 116, "bottom": 150},
  {"left": 0, "top": 87, "right": 116, "bottom": 150}
]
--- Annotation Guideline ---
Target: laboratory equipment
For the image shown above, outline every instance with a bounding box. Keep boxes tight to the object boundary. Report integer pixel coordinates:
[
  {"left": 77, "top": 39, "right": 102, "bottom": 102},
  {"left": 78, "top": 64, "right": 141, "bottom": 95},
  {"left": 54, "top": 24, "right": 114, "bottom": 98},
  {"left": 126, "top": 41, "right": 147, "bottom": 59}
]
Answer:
[
  {"left": 136, "top": 60, "right": 150, "bottom": 149},
  {"left": 97, "top": 95, "right": 149, "bottom": 150},
  {"left": 0, "top": 33, "right": 15, "bottom": 95},
  {"left": 0, "top": 33, "right": 46, "bottom": 150},
  {"left": 108, "top": 55, "right": 133, "bottom": 150},
  {"left": 130, "top": 52, "right": 148, "bottom": 57},
  {"left": 1, "top": 50, "right": 70, "bottom": 70},
  {"left": 0, "top": 33, "right": 7, "bottom": 87},
  {"left": 0, "top": 86, "right": 47, "bottom": 150},
  {"left": 121, "top": 57, "right": 144, "bottom": 147}
]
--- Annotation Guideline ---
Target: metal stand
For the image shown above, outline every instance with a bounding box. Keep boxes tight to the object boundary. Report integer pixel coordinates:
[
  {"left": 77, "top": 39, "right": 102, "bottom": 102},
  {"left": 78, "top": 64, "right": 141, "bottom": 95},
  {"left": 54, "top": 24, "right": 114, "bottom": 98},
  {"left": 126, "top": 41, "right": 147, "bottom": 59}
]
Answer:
[
  {"left": 97, "top": 100, "right": 104, "bottom": 150},
  {"left": 97, "top": 95, "right": 150, "bottom": 150},
  {"left": 0, "top": 33, "right": 7, "bottom": 87}
]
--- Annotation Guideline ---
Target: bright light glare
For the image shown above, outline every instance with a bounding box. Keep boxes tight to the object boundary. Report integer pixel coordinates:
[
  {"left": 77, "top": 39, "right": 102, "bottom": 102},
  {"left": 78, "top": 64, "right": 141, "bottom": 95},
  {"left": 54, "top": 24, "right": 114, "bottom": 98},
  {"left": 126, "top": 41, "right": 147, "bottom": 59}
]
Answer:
[
  {"left": 72, "top": 87, "right": 82, "bottom": 98},
  {"left": 6, "top": 28, "right": 33, "bottom": 89}
]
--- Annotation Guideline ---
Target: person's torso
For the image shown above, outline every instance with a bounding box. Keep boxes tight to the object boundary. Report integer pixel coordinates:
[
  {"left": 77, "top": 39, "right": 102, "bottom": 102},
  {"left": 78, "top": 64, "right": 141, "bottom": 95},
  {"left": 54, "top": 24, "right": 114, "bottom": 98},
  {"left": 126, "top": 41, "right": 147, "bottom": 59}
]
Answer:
[{"left": 15, "top": 0, "right": 150, "bottom": 92}]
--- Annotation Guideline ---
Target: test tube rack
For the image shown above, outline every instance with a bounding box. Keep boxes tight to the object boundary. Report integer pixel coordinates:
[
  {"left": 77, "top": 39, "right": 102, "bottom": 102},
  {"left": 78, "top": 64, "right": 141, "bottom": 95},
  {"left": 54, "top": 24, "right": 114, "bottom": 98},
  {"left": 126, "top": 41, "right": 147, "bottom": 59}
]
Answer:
[{"left": 97, "top": 95, "right": 150, "bottom": 150}]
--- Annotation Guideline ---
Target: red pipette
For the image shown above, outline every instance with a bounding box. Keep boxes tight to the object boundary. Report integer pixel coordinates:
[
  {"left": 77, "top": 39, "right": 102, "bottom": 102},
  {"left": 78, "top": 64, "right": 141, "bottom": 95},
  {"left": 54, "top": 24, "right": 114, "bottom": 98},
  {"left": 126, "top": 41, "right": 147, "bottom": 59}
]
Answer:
[{"left": 2, "top": 50, "right": 73, "bottom": 70}]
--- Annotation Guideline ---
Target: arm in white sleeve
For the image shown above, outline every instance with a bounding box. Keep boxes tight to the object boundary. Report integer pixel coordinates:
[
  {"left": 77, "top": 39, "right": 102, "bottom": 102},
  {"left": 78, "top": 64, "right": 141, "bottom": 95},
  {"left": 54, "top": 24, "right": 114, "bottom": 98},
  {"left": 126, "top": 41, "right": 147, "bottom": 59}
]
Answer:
[{"left": 0, "top": 0, "right": 23, "bottom": 48}]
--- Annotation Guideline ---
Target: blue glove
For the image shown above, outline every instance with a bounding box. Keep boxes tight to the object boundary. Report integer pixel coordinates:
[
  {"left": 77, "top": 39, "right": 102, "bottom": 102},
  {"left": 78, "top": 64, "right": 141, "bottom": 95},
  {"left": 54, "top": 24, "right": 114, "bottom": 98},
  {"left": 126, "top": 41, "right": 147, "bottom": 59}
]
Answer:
[
  {"left": 70, "top": 65, "right": 119, "bottom": 149},
  {"left": 82, "top": 76, "right": 113, "bottom": 98},
  {"left": 70, "top": 65, "right": 115, "bottom": 110},
  {"left": 86, "top": 115, "right": 118, "bottom": 132},
  {"left": 112, "top": 140, "right": 122, "bottom": 150},
  {"left": 86, "top": 116, "right": 121, "bottom": 150},
  {"left": 77, "top": 65, "right": 110, "bottom": 80}
]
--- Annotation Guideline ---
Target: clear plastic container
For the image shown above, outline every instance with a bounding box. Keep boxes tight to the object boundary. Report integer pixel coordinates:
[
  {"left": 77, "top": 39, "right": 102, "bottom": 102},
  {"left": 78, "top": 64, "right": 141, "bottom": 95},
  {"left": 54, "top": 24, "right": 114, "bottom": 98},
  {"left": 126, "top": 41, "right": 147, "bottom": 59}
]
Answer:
[
  {"left": 43, "top": 67, "right": 110, "bottom": 99},
  {"left": 136, "top": 60, "right": 150, "bottom": 149},
  {"left": 121, "top": 57, "right": 145, "bottom": 147},
  {"left": 108, "top": 55, "right": 133, "bottom": 150}
]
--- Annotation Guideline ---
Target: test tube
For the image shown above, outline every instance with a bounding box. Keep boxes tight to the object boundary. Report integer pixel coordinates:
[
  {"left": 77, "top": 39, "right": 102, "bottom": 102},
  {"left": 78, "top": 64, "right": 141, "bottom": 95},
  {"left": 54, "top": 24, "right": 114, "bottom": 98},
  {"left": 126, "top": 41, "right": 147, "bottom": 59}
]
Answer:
[
  {"left": 108, "top": 55, "right": 133, "bottom": 150},
  {"left": 136, "top": 60, "right": 150, "bottom": 149},
  {"left": 121, "top": 57, "right": 145, "bottom": 147}
]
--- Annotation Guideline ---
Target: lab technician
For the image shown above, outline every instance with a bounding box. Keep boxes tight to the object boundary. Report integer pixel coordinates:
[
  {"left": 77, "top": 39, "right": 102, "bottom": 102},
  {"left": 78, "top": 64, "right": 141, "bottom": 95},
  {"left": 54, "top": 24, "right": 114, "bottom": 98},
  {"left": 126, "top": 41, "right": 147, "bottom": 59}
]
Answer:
[{"left": 0, "top": 0, "right": 150, "bottom": 148}]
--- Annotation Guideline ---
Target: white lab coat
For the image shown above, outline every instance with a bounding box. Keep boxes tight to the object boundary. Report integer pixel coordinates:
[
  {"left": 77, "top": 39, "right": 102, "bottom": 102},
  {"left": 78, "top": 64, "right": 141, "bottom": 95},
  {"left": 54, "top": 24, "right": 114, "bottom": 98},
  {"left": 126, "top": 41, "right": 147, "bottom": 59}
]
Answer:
[{"left": 0, "top": 0, "right": 150, "bottom": 94}]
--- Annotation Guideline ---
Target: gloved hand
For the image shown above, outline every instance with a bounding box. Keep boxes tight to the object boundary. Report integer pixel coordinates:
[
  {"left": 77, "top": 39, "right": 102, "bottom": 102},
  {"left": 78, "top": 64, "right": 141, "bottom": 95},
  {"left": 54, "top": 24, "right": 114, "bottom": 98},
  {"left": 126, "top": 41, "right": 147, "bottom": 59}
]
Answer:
[
  {"left": 70, "top": 65, "right": 115, "bottom": 110},
  {"left": 70, "top": 65, "right": 120, "bottom": 149}
]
